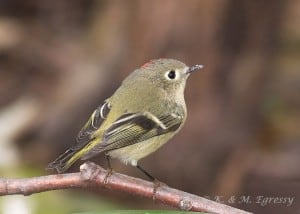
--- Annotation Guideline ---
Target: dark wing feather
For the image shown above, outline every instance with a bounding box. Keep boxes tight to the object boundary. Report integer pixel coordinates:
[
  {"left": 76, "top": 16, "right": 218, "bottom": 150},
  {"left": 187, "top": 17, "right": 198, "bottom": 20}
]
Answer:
[
  {"left": 102, "top": 113, "right": 161, "bottom": 150},
  {"left": 81, "top": 110, "right": 183, "bottom": 160},
  {"left": 74, "top": 101, "right": 110, "bottom": 150}
]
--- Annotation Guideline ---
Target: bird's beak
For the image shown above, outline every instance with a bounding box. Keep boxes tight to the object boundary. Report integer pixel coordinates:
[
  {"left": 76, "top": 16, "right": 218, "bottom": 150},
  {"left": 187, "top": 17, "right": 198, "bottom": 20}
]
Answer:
[{"left": 186, "top": 64, "right": 204, "bottom": 74}]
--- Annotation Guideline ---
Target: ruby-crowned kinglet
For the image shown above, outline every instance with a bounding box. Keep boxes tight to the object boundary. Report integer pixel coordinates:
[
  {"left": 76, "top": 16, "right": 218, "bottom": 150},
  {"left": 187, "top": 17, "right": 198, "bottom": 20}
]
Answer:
[{"left": 48, "top": 58, "right": 203, "bottom": 179}]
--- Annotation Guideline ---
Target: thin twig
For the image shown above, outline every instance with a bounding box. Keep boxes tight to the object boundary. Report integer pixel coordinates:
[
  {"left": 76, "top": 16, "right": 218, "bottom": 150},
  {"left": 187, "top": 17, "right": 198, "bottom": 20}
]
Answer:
[{"left": 0, "top": 162, "right": 252, "bottom": 214}]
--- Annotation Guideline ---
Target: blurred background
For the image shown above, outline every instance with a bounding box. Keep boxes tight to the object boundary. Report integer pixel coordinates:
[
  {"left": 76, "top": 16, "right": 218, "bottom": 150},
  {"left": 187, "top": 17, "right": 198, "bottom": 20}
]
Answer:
[{"left": 0, "top": 0, "right": 299, "bottom": 213}]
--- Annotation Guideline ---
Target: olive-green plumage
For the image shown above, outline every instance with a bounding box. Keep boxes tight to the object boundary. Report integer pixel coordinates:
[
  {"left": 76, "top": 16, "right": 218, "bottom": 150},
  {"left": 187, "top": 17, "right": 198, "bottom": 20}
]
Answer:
[{"left": 47, "top": 59, "right": 203, "bottom": 173}]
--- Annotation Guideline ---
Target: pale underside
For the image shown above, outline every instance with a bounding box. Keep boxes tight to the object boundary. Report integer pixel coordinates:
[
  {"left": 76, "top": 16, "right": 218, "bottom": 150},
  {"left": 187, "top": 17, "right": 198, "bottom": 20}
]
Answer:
[{"left": 107, "top": 132, "right": 176, "bottom": 166}]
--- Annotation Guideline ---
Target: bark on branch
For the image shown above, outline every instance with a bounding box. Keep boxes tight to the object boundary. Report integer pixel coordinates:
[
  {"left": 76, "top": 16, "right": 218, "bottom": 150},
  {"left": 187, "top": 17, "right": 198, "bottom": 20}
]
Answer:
[{"left": 0, "top": 162, "right": 251, "bottom": 214}]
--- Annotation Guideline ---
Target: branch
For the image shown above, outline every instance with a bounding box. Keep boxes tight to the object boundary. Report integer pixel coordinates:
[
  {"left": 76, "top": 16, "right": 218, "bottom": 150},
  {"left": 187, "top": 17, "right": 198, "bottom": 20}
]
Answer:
[{"left": 0, "top": 162, "right": 251, "bottom": 214}]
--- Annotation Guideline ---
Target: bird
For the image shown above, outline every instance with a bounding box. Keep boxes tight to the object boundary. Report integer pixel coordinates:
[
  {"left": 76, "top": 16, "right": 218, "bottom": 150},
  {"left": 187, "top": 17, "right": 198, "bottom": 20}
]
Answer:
[{"left": 47, "top": 58, "right": 203, "bottom": 181}]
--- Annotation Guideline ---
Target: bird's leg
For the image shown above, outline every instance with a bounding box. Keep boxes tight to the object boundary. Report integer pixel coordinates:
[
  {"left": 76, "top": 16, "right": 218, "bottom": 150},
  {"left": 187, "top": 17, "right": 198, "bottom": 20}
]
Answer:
[
  {"left": 136, "top": 164, "right": 166, "bottom": 201},
  {"left": 103, "top": 154, "right": 113, "bottom": 185},
  {"left": 136, "top": 164, "right": 155, "bottom": 180}
]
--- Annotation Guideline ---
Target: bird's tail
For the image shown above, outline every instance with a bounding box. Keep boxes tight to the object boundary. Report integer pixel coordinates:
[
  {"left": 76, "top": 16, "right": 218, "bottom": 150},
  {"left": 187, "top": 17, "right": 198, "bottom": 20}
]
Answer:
[
  {"left": 47, "top": 140, "right": 97, "bottom": 173},
  {"left": 47, "top": 149, "right": 79, "bottom": 173}
]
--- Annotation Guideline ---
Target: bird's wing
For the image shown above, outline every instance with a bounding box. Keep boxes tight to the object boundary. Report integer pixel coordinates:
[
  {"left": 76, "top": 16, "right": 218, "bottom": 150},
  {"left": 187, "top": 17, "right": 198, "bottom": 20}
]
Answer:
[
  {"left": 74, "top": 100, "right": 111, "bottom": 150},
  {"left": 81, "top": 109, "right": 184, "bottom": 160},
  {"left": 46, "top": 100, "right": 111, "bottom": 173}
]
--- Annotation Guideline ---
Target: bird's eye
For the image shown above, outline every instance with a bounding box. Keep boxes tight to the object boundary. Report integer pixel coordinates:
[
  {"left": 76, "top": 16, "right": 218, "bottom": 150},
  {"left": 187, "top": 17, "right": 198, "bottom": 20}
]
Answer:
[{"left": 167, "top": 70, "right": 176, "bottom": 79}]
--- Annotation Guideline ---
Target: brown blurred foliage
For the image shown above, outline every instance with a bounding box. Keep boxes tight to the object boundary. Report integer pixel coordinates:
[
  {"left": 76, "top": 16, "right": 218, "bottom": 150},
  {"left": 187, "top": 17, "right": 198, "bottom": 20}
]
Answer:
[{"left": 0, "top": 0, "right": 299, "bottom": 213}]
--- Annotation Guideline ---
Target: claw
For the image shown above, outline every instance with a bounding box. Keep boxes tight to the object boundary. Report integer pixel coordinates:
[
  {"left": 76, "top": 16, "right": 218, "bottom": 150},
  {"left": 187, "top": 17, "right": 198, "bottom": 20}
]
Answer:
[
  {"left": 103, "top": 168, "right": 113, "bottom": 185},
  {"left": 152, "top": 179, "right": 166, "bottom": 201},
  {"left": 103, "top": 155, "right": 113, "bottom": 185}
]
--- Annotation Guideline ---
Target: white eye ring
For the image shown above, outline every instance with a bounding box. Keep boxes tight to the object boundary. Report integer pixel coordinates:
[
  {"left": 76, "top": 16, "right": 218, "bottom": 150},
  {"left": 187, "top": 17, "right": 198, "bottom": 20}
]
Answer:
[{"left": 165, "top": 70, "right": 178, "bottom": 80}]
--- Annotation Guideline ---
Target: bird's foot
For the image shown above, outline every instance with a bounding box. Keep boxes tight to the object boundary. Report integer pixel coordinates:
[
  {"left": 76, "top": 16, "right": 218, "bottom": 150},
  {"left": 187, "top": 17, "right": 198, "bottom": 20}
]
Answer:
[
  {"left": 103, "top": 168, "right": 113, "bottom": 185},
  {"left": 152, "top": 179, "right": 167, "bottom": 201}
]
